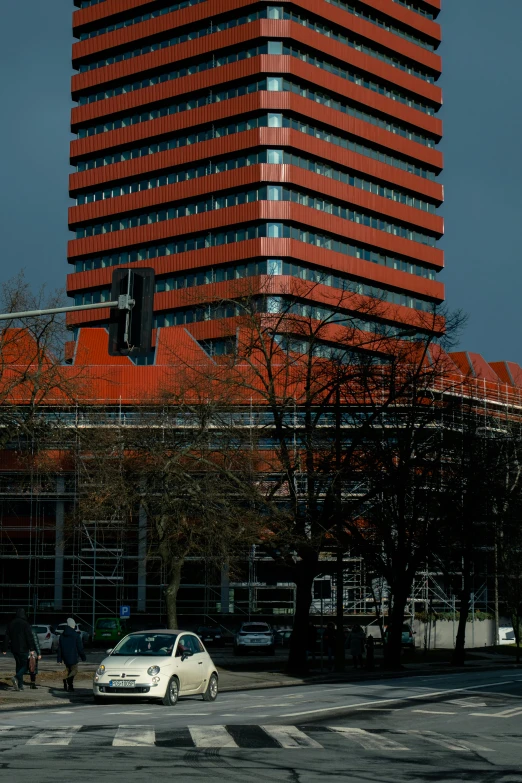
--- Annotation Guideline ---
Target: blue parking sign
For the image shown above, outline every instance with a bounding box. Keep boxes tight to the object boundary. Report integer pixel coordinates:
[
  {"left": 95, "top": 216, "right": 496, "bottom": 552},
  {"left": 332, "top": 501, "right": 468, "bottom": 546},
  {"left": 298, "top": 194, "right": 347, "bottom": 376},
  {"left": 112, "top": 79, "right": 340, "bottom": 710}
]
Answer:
[{"left": 120, "top": 605, "right": 131, "bottom": 619}]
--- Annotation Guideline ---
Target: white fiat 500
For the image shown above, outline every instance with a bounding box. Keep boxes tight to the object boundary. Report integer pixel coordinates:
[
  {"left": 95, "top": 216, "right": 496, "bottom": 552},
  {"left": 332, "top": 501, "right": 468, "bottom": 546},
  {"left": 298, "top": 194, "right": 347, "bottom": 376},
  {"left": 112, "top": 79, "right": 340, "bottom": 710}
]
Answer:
[{"left": 93, "top": 630, "right": 218, "bottom": 706}]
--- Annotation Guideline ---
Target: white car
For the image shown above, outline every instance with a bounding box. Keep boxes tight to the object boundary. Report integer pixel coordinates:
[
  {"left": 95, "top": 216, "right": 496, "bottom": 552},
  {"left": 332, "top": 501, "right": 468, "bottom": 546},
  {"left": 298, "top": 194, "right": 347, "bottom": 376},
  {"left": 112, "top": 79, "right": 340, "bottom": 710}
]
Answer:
[
  {"left": 93, "top": 630, "right": 218, "bottom": 706},
  {"left": 32, "top": 625, "right": 59, "bottom": 653},
  {"left": 234, "top": 622, "right": 275, "bottom": 655},
  {"left": 55, "top": 622, "right": 92, "bottom": 646}
]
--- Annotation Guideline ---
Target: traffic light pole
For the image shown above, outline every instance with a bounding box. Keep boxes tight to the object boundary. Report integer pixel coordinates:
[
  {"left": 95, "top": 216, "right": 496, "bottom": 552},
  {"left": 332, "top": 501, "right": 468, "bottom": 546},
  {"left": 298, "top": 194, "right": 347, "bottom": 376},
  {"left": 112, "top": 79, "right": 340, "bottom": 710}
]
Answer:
[
  {"left": 0, "top": 296, "right": 132, "bottom": 321},
  {"left": 0, "top": 267, "right": 154, "bottom": 357}
]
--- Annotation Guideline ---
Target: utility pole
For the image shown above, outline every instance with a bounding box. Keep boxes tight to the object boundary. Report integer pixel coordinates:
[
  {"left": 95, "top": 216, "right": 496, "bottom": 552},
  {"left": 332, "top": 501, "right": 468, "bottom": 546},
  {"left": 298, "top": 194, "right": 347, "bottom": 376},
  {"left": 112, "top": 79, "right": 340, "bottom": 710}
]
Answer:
[{"left": 334, "top": 382, "right": 345, "bottom": 672}]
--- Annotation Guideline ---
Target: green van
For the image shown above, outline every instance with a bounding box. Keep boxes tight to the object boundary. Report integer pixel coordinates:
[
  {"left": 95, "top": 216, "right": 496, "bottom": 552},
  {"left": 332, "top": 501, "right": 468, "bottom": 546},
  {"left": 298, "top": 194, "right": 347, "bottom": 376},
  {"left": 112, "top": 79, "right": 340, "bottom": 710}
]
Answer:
[{"left": 93, "top": 617, "right": 130, "bottom": 645}]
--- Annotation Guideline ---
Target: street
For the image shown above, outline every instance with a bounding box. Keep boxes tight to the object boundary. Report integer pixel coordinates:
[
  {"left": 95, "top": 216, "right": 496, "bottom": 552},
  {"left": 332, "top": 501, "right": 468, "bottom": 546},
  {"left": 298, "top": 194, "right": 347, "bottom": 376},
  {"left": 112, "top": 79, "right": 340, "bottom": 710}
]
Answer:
[{"left": 0, "top": 667, "right": 520, "bottom": 782}]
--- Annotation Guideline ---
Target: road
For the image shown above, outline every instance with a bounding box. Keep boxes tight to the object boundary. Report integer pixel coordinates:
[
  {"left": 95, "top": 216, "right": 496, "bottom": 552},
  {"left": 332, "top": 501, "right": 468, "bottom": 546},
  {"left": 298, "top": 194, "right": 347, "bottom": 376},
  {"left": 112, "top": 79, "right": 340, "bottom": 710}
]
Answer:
[{"left": 0, "top": 667, "right": 520, "bottom": 782}]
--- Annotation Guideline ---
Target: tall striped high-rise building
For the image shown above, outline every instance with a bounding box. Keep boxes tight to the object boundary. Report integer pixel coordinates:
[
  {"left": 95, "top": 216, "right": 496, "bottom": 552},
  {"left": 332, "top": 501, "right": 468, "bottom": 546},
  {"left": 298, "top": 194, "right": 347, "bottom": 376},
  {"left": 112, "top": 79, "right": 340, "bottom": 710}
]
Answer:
[{"left": 67, "top": 0, "right": 443, "bottom": 358}]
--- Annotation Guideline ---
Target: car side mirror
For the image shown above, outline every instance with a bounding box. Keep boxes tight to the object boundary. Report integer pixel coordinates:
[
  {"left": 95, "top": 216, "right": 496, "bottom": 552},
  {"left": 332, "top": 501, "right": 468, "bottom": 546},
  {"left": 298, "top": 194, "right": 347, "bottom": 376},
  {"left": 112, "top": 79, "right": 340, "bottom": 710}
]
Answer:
[
  {"left": 181, "top": 650, "right": 193, "bottom": 662},
  {"left": 106, "top": 648, "right": 113, "bottom": 654}
]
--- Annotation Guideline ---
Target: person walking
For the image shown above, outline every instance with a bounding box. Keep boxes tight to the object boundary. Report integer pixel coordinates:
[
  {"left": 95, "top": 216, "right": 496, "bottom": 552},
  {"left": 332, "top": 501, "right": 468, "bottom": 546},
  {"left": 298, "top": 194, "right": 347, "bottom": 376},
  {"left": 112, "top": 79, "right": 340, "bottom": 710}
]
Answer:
[
  {"left": 347, "top": 623, "right": 366, "bottom": 668},
  {"left": 57, "top": 618, "right": 86, "bottom": 692},
  {"left": 1, "top": 608, "right": 36, "bottom": 691},
  {"left": 28, "top": 627, "right": 42, "bottom": 689}
]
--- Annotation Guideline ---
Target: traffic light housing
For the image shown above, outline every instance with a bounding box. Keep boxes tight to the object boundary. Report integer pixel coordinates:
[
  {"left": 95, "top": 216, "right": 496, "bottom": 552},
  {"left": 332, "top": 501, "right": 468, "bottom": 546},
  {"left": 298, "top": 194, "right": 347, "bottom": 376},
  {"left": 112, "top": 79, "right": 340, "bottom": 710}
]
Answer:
[{"left": 108, "top": 268, "right": 154, "bottom": 357}]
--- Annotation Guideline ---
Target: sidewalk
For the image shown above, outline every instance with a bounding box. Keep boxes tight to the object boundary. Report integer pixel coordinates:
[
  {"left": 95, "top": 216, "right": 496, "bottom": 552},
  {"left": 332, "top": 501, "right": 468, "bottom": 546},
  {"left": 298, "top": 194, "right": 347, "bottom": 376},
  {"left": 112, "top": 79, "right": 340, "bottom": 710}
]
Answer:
[{"left": 0, "top": 653, "right": 518, "bottom": 711}]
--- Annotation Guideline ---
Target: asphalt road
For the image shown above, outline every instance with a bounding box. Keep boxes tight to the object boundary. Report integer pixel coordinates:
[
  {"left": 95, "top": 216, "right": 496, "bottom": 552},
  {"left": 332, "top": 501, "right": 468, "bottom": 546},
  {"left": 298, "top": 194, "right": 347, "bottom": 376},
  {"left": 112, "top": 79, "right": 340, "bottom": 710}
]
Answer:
[{"left": 0, "top": 667, "right": 520, "bottom": 782}]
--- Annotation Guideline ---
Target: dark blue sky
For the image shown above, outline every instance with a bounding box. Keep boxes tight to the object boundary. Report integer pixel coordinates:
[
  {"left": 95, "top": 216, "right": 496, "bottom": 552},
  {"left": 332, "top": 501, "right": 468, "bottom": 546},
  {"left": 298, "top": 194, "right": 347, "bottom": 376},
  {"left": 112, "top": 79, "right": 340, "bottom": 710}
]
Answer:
[{"left": 0, "top": 1, "right": 520, "bottom": 362}]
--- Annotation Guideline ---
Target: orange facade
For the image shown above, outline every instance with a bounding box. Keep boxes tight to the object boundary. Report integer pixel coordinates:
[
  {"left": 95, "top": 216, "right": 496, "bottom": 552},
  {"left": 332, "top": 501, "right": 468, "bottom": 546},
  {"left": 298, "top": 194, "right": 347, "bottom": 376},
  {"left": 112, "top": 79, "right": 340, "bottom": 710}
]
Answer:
[{"left": 68, "top": 0, "right": 444, "bottom": 353}]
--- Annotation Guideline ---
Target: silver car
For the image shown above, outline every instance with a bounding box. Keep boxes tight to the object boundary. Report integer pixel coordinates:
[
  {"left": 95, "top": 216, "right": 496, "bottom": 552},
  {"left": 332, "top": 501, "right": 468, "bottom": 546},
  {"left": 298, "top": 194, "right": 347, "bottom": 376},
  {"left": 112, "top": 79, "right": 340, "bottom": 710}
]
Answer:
[
  {"left": 32, "top": 624, "right": 59, "bottom": 653},
  {"left": 93, "top": 630, "right": 219, "bottom": 706},
  {"left": 234, "top": 622, "right": 275, "bottom": 655}
]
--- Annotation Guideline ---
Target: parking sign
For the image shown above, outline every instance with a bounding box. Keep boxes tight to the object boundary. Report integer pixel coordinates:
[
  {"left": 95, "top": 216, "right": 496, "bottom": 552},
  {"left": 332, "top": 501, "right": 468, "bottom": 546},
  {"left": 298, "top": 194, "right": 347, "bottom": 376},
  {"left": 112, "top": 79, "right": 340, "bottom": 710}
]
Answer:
[{"left": 120, "top": 605, "right": 131, "bottom": 619}]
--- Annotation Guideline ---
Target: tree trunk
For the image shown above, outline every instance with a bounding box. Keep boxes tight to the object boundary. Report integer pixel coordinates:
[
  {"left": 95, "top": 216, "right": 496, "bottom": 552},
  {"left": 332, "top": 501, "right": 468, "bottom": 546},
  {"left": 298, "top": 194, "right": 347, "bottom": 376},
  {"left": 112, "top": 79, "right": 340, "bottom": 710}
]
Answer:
[
  {"left": 384, "top": 585, "right": 409, "bottom": 670},
  {"left": 452, "top": 556, "right": 471, "bottom": 666},
  {"left": 287, "top": 557, "right": 318, "bottom": 675},
  {"left": 164, "top": 558, "right": 184, "bottom": 629}
]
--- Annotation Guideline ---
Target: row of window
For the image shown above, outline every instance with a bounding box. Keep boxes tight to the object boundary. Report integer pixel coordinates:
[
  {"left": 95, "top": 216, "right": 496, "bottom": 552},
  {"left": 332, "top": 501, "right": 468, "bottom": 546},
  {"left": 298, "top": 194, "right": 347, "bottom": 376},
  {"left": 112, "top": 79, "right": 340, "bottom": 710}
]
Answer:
[
  {"left": 77, "top": 40, "right": 435, "bottom": 116},
  {"left": 391, "top": 0, "right": 436, "bottom": 20},
  {"left": 152, "top": 295, "right": 426, "bottom": 338},
  {"left": 278, "top": 6, "right": 435, "bottom": 82},
  {"left": 76, "top": 145, "right": 436, "bottom": 214},
  {"left": 75, "top": 183, "right": 437, "bottom": 246},
  {"left": 278, "top": 41, "right": 435, "bottom": 114},
  {"left": 77, "top": 73, "right": 436, "bottom": 150},
  {"left": 78, "top": 0, "right": 106, "bottom": 7},
  {"left": 76, "top": 107, "right": 435, "bottom": 189},
  {"left": 324, "top": 0, "right": 436, "bottom": 51},
  {"left": 154, "top": 257, "right": 435, "bottom": 311},
  {"left": 77, "top": 0, "right": 206, "bottom": 40},
  {"left": 72, "top": 221, "right": 437, "bottom": 279},
  {"left": 78, "top": 5, "right": 434, "bottom": 84}
]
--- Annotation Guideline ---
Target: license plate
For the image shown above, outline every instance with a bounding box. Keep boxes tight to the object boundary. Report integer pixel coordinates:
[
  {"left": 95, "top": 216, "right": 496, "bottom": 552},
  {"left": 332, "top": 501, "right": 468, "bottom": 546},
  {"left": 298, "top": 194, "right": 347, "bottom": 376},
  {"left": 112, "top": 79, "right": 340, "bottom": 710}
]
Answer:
[
  {"left": 109, "top": 680, "right": 135, "bottom": 688},
  {"left": 102, "top": 633, "right": 111, "bottom": 637}
]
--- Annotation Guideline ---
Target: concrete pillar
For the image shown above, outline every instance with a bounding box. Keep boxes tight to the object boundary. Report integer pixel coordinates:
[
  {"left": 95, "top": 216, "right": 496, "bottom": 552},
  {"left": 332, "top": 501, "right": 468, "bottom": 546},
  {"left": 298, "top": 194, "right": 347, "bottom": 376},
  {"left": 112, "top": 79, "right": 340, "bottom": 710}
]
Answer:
[
  {"left": 137, "top": 504, "right": 147, "bottom": 612},
  {"left": 54, "top": 476, "right": 65, "bottom": 611}
]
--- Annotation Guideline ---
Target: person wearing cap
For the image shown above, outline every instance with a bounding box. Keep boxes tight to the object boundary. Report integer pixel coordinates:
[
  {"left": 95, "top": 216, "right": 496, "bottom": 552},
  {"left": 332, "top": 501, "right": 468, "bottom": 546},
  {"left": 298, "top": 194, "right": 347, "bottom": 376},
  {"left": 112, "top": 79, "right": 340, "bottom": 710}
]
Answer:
[{"left": 57, "top": 618, "right": 86, "bottom": 692}]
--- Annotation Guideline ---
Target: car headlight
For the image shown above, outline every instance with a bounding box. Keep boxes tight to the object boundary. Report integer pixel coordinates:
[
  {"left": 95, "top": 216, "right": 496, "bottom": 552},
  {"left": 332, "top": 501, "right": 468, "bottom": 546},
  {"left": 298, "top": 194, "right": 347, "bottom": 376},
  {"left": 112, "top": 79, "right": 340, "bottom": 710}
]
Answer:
[
  {"left": 147, "top": 665, "right": 161, "bottom": 676},
  {"left": 96, "top": 665, "right": 105, "bottom": 676}
]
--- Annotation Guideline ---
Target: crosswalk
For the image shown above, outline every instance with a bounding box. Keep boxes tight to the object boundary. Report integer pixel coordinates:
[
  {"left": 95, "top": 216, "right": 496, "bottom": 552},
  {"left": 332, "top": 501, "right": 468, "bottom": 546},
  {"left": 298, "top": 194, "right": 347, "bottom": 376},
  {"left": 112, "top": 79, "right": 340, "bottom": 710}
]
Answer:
[{"left": 0, "top": 724, "right": 494, "bottom": 753}]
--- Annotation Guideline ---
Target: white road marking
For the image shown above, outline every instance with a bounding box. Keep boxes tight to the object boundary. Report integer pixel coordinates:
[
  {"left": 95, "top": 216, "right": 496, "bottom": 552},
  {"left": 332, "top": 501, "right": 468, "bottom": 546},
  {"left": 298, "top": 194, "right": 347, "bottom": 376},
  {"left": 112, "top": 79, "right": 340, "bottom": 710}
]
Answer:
[
  {"left": 261, "top": 725, "right": 323, "bottom": 748},
  {"left": 412, "top": 710, "right": 457, "bottom": 715},
  {"left": 244, "top": 704, "right": 291, "bottom": 709},
  {"left": 189, "top": 725, "right": 239, "bottom": 748},
  {"left": 281, "top": 680, "right": 516, "bottom": 718},
  {"left": 471, "top": 706, "right": 522, "bottom": 718},
  {"left": 328, "top": 726, "right": 408, "bottom": 751},
  {"left": 448, "top": 698, "right": 487, "bottom": 708},
  {"left": 113, "top": 725, "right": 156, "bottom": 746},
  {"left": 400, "top": 729, "right": 493, "bottom": 752},
  {"left": 26, "top": 726, "right": 82, "bottom": 746}
]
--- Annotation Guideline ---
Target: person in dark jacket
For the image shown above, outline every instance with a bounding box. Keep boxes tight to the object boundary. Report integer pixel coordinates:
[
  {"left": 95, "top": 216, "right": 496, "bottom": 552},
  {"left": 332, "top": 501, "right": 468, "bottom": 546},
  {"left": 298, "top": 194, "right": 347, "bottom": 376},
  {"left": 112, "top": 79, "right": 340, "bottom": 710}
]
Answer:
[
  {"left": 57, "top": 618, "right": 86, "bottom": 692},
  {"left": 1, "top": 608, "right": 35, "bottom": 691}
]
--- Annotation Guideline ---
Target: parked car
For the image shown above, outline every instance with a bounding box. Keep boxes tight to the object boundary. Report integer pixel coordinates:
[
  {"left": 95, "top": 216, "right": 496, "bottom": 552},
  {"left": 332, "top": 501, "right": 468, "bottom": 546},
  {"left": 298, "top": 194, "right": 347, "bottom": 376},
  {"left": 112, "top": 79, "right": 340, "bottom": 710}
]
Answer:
[
  {"left": 55, "top": 622, "right": 92, "bottom": 647},
  {"left": 499, "top": 626, "right": 516, "bottom": 645},
  {"left": 234, "top": 622, "right": 275, "bottom": 655},
  {"left": 32, "top": 624, "right": 59, "bottom": 653},
  {"left": 93, "top": 617, "right": 130, "bottom": 645},
  {"left": 383, "top": 623, "right": 415, "bottom": 649},
  {"left": 93, "top": 630, "right": 218, "bottom": 705},
  {"left": 195, "top": 626, "right": 225, "bottom": 647}
]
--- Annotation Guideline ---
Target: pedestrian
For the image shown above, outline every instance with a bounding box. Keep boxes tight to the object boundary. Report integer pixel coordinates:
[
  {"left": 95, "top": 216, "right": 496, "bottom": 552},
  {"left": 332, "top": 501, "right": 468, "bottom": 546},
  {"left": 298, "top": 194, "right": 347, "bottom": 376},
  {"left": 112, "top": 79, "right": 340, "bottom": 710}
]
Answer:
[
  {"left": 1, "top": 608, "right": 36, "bottom": 691},
  {"left": 322, "top": 622, "right": 336, "bottom": 671},
  {"left": 57, "top": 618, "right": 86, "bottom": 692},
  {"left": 365, "top": 634, "right": 375, "bottom": 671},
  {"left": 28, "top": 627, "right": 42, "bottom": 689},
  {"left": 306, "top": 621, "right": 318, "bottom": 668},
  {"left": 347, "top": 623, "right": 366, "bottom": 668}
]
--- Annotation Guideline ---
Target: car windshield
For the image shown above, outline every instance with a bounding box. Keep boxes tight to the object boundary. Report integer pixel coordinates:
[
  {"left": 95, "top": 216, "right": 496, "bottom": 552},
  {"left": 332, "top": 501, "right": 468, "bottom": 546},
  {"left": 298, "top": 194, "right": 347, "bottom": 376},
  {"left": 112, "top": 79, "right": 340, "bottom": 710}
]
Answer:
[
  {"left": 96, "top": 619, "right": 118, "bottom": 629},
  {"left": 198, "top": 627, "right": 218, "bottom": 633},
  {"left": 111, "top": 633, "right": 177, "bottom": 656},
  {"left": 242, "top": 624, "right": 270, "bottom": 633},
  {"left": 33, "top": 626, "right": 48, "bottom": 634}
]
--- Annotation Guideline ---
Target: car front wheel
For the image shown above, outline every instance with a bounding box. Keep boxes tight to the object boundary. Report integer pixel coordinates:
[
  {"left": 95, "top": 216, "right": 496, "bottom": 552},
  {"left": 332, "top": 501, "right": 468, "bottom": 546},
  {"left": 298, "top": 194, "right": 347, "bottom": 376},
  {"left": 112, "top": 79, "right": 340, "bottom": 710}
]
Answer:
[
  {"left": 202, "top": 674, "right": 218, "bottom": 702},
  {"left": 162, "top": 677, "right": 179, "bottom": 706}
]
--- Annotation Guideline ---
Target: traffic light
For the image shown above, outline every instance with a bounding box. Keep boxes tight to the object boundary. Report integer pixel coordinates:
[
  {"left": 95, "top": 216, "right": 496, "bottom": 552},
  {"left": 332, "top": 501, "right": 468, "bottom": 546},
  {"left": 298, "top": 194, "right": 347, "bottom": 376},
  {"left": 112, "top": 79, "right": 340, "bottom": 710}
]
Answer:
[{"left": 108, "top": 268, "right": 154, "bottom": 357}]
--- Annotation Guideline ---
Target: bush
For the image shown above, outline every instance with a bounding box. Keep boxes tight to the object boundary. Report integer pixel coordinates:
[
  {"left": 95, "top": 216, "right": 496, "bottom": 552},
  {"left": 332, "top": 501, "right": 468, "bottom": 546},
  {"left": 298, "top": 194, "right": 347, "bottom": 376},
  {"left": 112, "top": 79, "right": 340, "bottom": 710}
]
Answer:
[{"left": 415, "top": 610, "right": 493, "bottom": 623}]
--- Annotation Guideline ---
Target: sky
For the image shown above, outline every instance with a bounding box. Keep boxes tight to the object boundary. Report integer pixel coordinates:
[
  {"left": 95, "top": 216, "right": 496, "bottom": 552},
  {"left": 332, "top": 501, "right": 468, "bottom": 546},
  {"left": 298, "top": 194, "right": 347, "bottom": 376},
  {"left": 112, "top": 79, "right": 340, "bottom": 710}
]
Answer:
[{"left": 0, "top": 1, "right": 520, "bottom": 362}]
